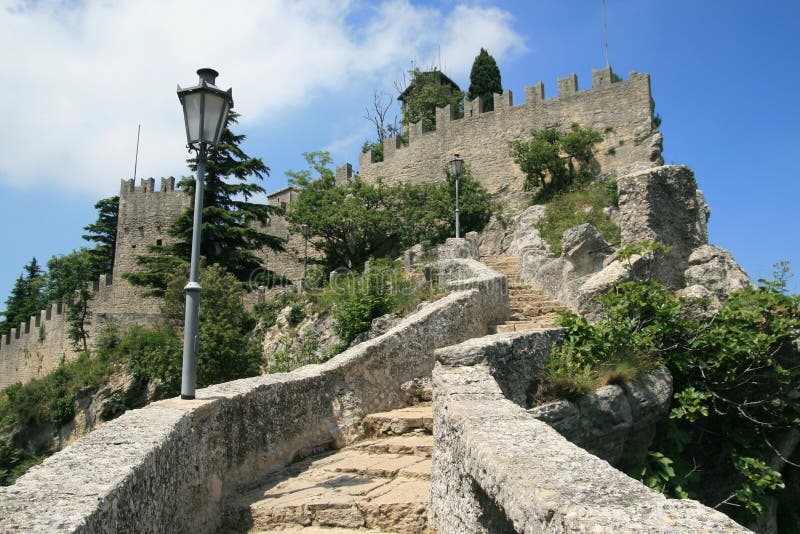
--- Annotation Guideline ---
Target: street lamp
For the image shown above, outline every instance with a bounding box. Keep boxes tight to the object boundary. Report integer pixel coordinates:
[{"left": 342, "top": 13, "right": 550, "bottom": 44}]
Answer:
[
  {"left": 176, "top": 68, "right": 233, "bottom": 400},
  {"left": 301, "top": 222, "right": 310, "bottom": 291},
  {"left": 450, "top": 154, "right": 464, "bottom": 238}
]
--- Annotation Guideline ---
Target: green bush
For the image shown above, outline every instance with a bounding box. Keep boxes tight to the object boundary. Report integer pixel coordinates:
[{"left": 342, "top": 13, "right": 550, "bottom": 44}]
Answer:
[
  {"left": 122, "top": 325, "right": 182, "bottom": 398},
  {"left": 509, "top": 123, "right": 603, "bottom": 199},
  {"left": 330, "top": 259, "right": 437, "bottom": 345},
  {"left": 535, "top": 181, "right": 620, "bottom": 255},
  {"left": 551, "top": 266, "right": 800, "bottom": 526}
]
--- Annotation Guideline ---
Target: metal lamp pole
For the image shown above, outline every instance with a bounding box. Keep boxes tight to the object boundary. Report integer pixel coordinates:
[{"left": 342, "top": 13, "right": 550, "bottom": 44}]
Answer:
[
  {"left": 450, "top": 154, "right": 464, "bottom": 239},
  {"left": 176, "top": 68, "right": 233, "bottom": 400}
]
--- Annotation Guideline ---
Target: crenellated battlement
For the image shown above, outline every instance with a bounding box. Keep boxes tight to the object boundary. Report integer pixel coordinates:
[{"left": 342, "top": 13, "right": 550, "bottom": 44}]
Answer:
[
  {"left": 357, "top": 68, "right": 662, "bottom": 194},
  {"left": 120, "top": 176, "right": 179, "bottom": 195}
]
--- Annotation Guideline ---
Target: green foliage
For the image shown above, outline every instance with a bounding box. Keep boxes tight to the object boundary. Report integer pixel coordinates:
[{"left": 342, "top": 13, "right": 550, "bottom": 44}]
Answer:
[
  {"left": 509, "top": 123, "right": 603, "bottom": 199},
  {"left": 82, "top": 196, "right": 119, "bottom": 276},
  {"left": 266, "top": 329, "right": 331, "bottom": 374},
  {"left": 46, "top": 250, "right": 97, "bottom": 350},
  {"left": 468, "top": 48, "right": 502, "bottom": 112},
  {"left": 286, "top": 152, "right": 492, "bottom": 270},
  {"left": 0, "top": 258, "right": 47, "bottom": 336},
  {"left": 126, "top": 111, "right": 283, "bottom": 296},
  {"left": 121, "top": 325, "right": 183, "bottom": 398},
  {"left": 401, "top": 69, "right": 465, "bottom": 131},
  {"left": 0, "top": 436, "right": 47, "bottom": 486},
  {"left": 552, "top": 265, "right": 800, "bottom": 525},
  {"left": 162, "top": 264, "right": 262, "bottom": 390},
  {"left": 361, "top": 139, "right": 384, "bottom": 163},
  {"left": 330, "top": 259, "right": 437, "bottom": 345},
  {"left": 535, "top": 181, "right": 620, "bottom": 255}
]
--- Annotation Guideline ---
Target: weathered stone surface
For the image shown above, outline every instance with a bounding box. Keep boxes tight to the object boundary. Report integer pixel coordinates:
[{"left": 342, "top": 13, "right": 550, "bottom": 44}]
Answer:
[
  {"left": 400, "top": 377, "right": 432, "bottom": 404},
  {"left": 561, "top": 223, "right": 612, "bottom": 275},
  {"left": 684, "top": 244, "right": 752, "bottom": 300},
  {"left": 431, "top": 333, "right": 749, "bottom": 533},
  {"left": 617, "top": 165, "right": 709, "bottom": 287},
  {"left": 0, "top": 259, "right": 506, "bottom": 534},
  {"left": 436, "top": 233, "right": 480, "bottom": 260},
  {"left": 677, "top": 284, "right": 721, "bottom": 320},
  {"left": 359, "top": 71, "right": 660, "bottom": 197},
  {"left": 529, "top": 368, "right": 673, "bottom": 465}
]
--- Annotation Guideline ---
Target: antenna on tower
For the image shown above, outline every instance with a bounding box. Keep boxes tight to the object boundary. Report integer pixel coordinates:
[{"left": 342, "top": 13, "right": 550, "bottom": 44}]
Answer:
[
  {"left": 133, "top": 124, "right": 141, "bottom": 180},
  {"left": 602, "top": 0, "right": 610, "bottom": 68}
]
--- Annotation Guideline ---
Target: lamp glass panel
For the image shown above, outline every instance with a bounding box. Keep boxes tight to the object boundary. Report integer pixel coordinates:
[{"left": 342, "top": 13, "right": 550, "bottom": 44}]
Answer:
[
  {"left": 182, "top": 92, "right": 202, "bottom": 144},
  {"left": 451, "top": 158, "right": 463, "bottom": 176},
  {"left": 202, "top": 92, "right": 227, "bottom": 144}
]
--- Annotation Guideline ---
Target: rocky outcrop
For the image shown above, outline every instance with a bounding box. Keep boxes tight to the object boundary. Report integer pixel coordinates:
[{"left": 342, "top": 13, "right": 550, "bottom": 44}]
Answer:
[
  {"left": 529, "top": 367, "right": 673, "bottom": 466},
  {"left": 617, "top": 164, "right": 710, "bottom": 287},
  {"left": 684, "top": 245, "right": 752, "bottom": 300}
]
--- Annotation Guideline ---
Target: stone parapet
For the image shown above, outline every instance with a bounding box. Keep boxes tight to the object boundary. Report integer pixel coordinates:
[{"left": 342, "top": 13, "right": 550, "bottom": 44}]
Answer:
[
  {"left": 358, "top": 69, "right": 662, "bottom": 195},
  {"left": 0, "top": 259, "right": 506, "bottom": 533},
  {"left": 430, "top": 330, "right": 751, "bottom": 533}
]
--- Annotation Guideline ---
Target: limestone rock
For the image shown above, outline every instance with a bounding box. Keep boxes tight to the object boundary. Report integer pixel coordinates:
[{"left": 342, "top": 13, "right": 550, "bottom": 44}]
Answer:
[
  {"left": 436, "top": 234, "right": 479, "bottom": 260},
  {"left": 561, "top": 223, "right": 612, "bottom": 275},
  {"left": 618, "top": 165, "right": 710, "bottom": 287},
  {"left": 677, "top": 284, "right": 721, "bottom": 320},
  {"left": 684, "top": 244, "right": 752, "bottom": 300}
]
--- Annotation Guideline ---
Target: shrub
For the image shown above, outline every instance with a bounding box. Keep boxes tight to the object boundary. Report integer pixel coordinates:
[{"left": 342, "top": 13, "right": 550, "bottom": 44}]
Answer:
[
  {"left": 535, "top": 181, "right": 620, "bottom": 255},
  {"left": 551, "top": 266, "right": 800, "bottom": 526}
]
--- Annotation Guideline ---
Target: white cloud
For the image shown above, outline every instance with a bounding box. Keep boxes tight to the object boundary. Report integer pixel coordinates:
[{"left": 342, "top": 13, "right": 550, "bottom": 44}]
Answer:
[{"left": 0, "top": 0, "right": 526, "bottom": 195}]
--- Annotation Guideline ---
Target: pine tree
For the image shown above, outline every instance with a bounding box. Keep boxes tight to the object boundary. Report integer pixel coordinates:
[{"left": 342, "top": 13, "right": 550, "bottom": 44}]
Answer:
[
  {"left": 126, "top": 112, "right": 283, "bottom": 295},
  {"left": 468, "top": 48, "right": 502, "bottom": 113},
  {"left": 0, "top": 258, "right": 47, "bottom": 336},
  {"left": 82, "top": 196, "right": 119, "bottom": 276}
]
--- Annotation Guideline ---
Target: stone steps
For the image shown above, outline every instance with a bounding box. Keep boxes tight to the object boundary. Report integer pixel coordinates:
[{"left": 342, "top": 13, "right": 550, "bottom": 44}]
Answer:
[
  {"left": 362, "top": 405, "right": 432, "bottom": 438},
  {"left": 481, "top": 254, "right": 568, "bottom": 333},
  {"left": 223, "top": 406, "right": 434, "bottom": 534}
]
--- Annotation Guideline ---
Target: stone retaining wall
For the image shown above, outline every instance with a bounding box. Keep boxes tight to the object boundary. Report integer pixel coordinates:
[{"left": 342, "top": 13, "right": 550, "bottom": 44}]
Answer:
[
  {"left": 0, "top": 259, "right": 506, "bottom": 534},
  {"left": 430, "top": 330, "right": 750, "bottom": 533}
]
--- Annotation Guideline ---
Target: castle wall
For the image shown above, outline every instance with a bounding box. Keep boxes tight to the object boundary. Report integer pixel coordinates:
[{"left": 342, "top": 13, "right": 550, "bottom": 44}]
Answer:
[
  {"left": 0, "top": 259, "right": 506, "bottom": 533},
  {"left": 0, "top": 275, "right": 115, "bottom": 391},
  {"left": 112, "top": 177, "right": 191, "bottom": 316},
  {"left": 358, "top": 69, "right": 663, "bottom": 194}
]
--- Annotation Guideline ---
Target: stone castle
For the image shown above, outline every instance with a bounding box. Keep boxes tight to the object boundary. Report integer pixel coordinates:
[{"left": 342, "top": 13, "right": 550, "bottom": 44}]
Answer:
[
  {"left": 0, "top": 67, "right": 661, "bottom": 390},
  {"left": 1, "top": 65, "right": 765, "bottom": 533}
]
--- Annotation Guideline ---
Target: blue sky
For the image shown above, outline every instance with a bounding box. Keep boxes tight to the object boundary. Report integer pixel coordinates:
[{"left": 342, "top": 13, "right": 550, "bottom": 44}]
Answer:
[{"left": 1, "top": 0, "right": 798, "bottom": 313}]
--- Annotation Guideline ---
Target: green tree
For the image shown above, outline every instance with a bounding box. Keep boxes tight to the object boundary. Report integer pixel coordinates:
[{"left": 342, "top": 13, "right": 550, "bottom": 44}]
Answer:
[
  {"left": 82, "top": 196, "right": 119, "bottom": 276},
  {"left": 126, "top": 111, "right": 283, "bottom": 296},
  {"left": 285, "top": 152, "right": 493, "bottom": 269},
  {"left": 0, "top": 258, "right": 48, "bottom": 336},
  {"left": 509, "top": 123, "right": 603, "bottom": 199},
  {"left": 46, "top": 250, "right": 96, "bottom": 350},
  {"left": 162, "top": 263, "right": 262, "bottom": 389},
  {"left": 286, "top": 152, "right": 398, "bottom": 270},
  {"left": 468, "top": 48, "right": 502, "bottom": 112},
  {"left": 401, "top": 69, "right": 464, "bottom": 132}
]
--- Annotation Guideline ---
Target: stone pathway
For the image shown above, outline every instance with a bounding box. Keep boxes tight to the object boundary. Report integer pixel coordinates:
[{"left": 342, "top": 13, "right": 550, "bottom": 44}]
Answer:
[
  {"left": 221, "top": 405, "right": 435, "bottom": 534},
  {"left": 480, "top": 255, "right": 568, "bottom": 332}
]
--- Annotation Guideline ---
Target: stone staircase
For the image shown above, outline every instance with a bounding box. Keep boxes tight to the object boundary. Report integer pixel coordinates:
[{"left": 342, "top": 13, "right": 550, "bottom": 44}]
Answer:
[
  {"left": 480, "top": 255, "right": 568, "bottom": 332},
  {"left": 222, "top": 405, "right": 435, "bottom": 534}
]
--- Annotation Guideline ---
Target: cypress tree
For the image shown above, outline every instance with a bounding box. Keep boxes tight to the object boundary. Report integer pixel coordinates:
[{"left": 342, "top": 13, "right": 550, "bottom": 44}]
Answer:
[{"left": 468, "top": 48, "right": 502, "bottom": 113}]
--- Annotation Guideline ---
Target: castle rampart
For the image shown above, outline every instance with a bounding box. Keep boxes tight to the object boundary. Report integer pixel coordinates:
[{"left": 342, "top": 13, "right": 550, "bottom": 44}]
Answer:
[
  {"left": 0, "top": 275, "right": 115, "bottom": 391},
  {"left": 357, "top": 68, "right": 663, "bottom": 194}
]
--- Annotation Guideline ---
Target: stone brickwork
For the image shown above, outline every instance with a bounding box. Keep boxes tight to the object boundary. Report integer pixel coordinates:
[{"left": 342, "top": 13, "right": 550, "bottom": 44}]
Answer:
[
  {"left": 357, "top": 68, "right": 662, "bottom": 194},
  {"left": 0, "top": 259, "right": 506, "bottom": 533},
  {"left": 430, "top": 331, "right": 751, "bottom": 533},
  {"left": 112, "top": 177, "right": 191, "bottom": 316},
  {"left": 0, "top": 276, "right": 116, "bottom": 391}
]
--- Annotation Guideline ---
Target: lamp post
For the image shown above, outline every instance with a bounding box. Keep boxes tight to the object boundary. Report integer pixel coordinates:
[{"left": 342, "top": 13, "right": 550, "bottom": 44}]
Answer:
[
  {"left": 176, "top": 68, "right": 233, "bottom": 400},
  {"left": 301, "top": 222, "right": 310, "bottom": 291},
  {"left": 450, "top": 154, "right": 464, "bottom": 238}
]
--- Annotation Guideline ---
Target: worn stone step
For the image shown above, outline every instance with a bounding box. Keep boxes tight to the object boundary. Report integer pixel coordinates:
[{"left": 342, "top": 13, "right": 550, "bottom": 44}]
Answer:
[
  {"left": 350, "top": 434, "right": 433, "bottom": 458},
  {"left": 239, "top": 474, "right": 429, "bottom": 533},
  {"left": 309, "top": 449, "right": 431, "bottom": 481},
  {"left": 362, "top": 405, "right": 432, "bottom": 438},
  {"left": 496, "top": 320, "right": 559, "bottom": 333}
]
